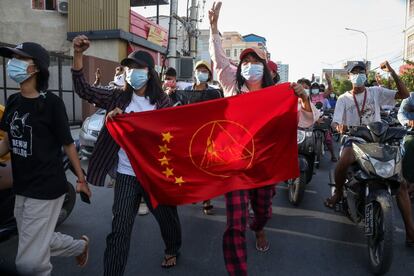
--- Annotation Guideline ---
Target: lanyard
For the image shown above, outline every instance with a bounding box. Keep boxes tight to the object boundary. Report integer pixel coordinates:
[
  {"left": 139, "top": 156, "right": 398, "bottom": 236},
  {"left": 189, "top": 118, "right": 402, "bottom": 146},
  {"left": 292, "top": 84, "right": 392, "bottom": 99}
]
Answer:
[{"left": 352, "top": 89, "right": 367, "bottom": 125}]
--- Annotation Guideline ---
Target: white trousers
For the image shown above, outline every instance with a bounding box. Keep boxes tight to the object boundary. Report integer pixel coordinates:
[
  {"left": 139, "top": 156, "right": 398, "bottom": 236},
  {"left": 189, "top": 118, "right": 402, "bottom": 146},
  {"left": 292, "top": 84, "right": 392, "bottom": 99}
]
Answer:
[{"left": 14, "top": 194, "right": 86, "bottom": 276}]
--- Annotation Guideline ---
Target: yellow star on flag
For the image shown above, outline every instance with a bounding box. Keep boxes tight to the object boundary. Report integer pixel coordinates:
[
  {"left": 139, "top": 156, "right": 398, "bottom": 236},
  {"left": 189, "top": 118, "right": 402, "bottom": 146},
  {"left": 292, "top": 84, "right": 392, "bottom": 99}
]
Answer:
[
  {"left": 162, "top": 167, "right": 174, "bottom": 178},
  {"left": 158, "top": 155, "right": 170, "bottom": 166},
  {"left": 159, "top": 144, "right": 171, "bottom": 154},
  {"left": 162, "top": 132, "right": 174, "bottom": 143},
  {"left": 175, "top": 176, "right": 185, "bottom": 186}
]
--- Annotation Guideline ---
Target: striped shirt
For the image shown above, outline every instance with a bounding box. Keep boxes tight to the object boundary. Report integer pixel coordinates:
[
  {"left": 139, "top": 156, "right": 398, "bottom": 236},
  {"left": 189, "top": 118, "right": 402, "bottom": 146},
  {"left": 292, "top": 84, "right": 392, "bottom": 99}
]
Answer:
[{"left": 72, "top": 68, "right": 172, "bottom": 186}]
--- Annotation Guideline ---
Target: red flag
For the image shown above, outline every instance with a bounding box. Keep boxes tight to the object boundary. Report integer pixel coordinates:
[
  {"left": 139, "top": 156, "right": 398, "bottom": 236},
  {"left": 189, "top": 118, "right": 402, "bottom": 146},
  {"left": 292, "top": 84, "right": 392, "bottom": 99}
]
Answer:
[{"left": 107, "top": 83, "right": 299, "bottom": 206}]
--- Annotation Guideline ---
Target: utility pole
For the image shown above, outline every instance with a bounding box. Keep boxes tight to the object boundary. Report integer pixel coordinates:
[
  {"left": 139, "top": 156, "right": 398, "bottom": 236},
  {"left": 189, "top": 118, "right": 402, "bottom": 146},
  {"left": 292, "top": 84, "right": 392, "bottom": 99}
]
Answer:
[
  {"left": 168, "top": 0, "right": 178, "bottom": 69},
  {"left": 189, "top": 0, "right": 198, "bottom": 58}
]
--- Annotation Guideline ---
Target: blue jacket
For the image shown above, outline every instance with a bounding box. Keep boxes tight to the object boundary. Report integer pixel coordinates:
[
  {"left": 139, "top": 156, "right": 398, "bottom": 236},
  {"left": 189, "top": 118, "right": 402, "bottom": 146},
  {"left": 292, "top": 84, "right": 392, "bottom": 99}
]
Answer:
[{"left": 398, "top": 92, "right": 414, "bottom": 126}]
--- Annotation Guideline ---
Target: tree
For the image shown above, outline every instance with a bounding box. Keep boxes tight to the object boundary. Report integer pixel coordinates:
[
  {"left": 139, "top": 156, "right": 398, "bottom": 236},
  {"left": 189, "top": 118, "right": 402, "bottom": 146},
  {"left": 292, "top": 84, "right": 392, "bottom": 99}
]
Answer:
[
  {"left": 400, "top": 60, "right": 414, "bottom": 92},
  {"left": 332, "top": 78, "right": 352, "bottom": 95}
]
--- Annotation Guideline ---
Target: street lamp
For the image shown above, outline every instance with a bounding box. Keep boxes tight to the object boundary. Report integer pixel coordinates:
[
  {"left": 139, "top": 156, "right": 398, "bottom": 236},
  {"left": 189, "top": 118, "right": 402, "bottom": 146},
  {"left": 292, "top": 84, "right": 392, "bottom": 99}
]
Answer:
[{"left": 345, "top": 27, "right": 368, "bottom": 63}]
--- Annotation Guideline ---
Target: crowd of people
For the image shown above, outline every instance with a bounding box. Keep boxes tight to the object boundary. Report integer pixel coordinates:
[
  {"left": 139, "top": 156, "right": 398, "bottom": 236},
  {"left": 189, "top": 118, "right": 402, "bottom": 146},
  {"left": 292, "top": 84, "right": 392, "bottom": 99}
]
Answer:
[{"left": 0, "top": 1, "right": 414, "bottom": 276}]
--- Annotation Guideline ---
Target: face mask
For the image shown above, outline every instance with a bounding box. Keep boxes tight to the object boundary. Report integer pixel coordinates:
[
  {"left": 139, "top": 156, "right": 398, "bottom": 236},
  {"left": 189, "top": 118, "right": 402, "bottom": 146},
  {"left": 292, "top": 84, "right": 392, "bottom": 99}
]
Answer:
[
  {"left": 125, "top": 69, "right": 148, "bottom": 90},
  {"left": 350, "top": 73, "right": 367, "bottom": 87},
  {"left": 241, "top": 63, "right": 264, "bottom": 82},
  {"left": 311, "top": 89, "right": 319, "bottom": 95},
  {"left": 113, "top": 74, "right": 125, "bottom": 87},
  {"left": 195, "top": 71, "right": 209, "bottom": 84},
  {"left": 304, "top": 89, "right": 310, "bottom": 95},
  {"left": 164, "top": 79, "right": 176, "bottom": 88},
  {"left": 7, "top": 58, "right": 35, "bottom": 84},
  {"left": 330, "top": 93, "right": 336, "bottom": 98}
]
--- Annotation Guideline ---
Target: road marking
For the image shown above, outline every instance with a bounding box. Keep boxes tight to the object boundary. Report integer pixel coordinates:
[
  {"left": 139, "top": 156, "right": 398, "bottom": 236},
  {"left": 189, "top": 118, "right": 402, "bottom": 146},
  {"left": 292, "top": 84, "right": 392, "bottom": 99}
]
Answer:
[
  {"left": 196, "top": 214, "right": 367, "bottom": 248},
  {"left": 276, "top": 185, "right": 318, "bottom": 194}
]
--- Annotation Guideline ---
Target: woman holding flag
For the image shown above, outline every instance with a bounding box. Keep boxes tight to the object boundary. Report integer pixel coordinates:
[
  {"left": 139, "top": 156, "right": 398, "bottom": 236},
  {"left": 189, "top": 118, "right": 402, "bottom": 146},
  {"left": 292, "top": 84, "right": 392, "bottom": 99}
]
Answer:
[
  {"left": 71, "top": 36, "right": 182, "bottom": 275},
  {"left": 208, "top": 2, "right": 319, "bottom": 275}
]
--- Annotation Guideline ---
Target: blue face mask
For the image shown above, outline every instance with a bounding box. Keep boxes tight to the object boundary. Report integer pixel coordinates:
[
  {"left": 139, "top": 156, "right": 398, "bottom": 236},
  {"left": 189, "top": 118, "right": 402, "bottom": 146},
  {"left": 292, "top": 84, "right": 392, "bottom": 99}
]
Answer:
[
  {"left": 311, "top": 89, "right": 319, "bottom": 95},
  {"left": 350, "top": 73, "right": 367, "bottom": 87},
  {"left": 7, "top": 58, "right": 34, "bottom": 84},
  {"left": 304, "top": 89, "right": 310, "bottom": 95},
  {"left": 125, "top": 69, "right": 148, "bottom": 90},
  {"left": 195, "top": 71, "right": 209, "bottom": 84},
  {"left": 241, "top": 63, "right": 264, "bottom": 82}
]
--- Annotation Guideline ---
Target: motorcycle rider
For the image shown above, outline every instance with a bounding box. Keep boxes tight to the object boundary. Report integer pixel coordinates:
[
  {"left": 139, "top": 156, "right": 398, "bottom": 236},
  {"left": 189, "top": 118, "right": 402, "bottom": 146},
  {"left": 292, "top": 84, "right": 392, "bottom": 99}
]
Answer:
[
  {"left": 397, "top": 92, "right": 414, "bottom": 240},
  {"left": 325, "top": 60, "right": 414, "bottom": 244}
]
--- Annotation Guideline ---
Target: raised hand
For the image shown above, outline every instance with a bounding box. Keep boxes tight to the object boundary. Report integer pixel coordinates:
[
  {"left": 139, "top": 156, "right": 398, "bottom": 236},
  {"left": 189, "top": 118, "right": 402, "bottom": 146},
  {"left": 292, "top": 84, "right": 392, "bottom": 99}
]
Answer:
[
  {"left": 73, "top": 35, "right": 90, "bottom": 54},
  {"left": 208, "top": 1, "right": 222, "bottom": 33},
  {"left": 380, "top": 61, "right": 394, "bottom": 73}
]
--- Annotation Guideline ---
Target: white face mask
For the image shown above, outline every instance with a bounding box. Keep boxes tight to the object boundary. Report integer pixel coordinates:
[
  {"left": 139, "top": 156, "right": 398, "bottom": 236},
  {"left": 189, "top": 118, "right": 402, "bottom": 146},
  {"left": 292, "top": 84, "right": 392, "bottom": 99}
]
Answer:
[{"left": 241, "top": 63, "right": 264, "bottom": 82}]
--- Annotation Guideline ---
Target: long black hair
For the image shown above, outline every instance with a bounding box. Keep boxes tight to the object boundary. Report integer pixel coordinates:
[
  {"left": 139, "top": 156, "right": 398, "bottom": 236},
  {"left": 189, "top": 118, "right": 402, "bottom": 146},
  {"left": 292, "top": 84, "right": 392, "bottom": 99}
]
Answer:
[
  {"left": 235, "top": 53, "right": 274, "bottom": 93},
  {"left": 124, "top": 66, "right": 164, "bottom": 105}
]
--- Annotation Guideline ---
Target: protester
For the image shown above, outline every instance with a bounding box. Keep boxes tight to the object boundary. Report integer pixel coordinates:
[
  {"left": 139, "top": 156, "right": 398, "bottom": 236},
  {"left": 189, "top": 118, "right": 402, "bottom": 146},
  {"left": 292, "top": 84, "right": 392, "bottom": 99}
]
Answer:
[
  {"left": 71, "top": 35, "right": 182, "bottom": 274},
  {"left": 267, "top": 60, "right": 280, "bottom": 84},
  {"left": 326, "top": 60, "right": 414, "bottom": 245},
  {"left": 398, "top": 92, "right": 414, "bottom": 202},
  {"left": 163, "top": 67, "right": 178, "bottom": 95},
  {"left": 0, "top": 42, "right": 90, "bottom": 275},
  {"left": 184, "top": 60, "right": 222, "bottom": 215},
  {"left": 209, "top": 2, "right": 319, "bottom": 275},
  {"left": 297, "top": 78, "right": 312, "bottom": 95},
  {"left": 328, "top": 92, "right": 338, "bottom": 109}
]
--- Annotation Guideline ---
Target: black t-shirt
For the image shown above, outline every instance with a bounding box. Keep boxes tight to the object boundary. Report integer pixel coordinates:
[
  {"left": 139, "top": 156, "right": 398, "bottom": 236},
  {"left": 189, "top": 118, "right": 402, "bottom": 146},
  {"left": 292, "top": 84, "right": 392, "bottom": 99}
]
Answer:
[{"left": 0, "top": 92, "right": 74, "bottom": 199}]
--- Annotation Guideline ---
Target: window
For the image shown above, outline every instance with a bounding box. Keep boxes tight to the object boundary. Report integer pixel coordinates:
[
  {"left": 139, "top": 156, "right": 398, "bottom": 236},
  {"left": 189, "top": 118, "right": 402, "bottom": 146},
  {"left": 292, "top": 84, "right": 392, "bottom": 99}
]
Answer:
[
  {"left": 234, "top": 49, "right": 237, "bottom": 57},
  {"left": 32, "top": 0, "right": 56, "bottom": 11},
  {"left": 407, "top": 34, "right": 414, "bottom": 60},
  {"left": 225, "top": 49, "right": 231, "bottom": 57},
  {"left": 410, "top": 0, "right": 414, "bottom": 18}
]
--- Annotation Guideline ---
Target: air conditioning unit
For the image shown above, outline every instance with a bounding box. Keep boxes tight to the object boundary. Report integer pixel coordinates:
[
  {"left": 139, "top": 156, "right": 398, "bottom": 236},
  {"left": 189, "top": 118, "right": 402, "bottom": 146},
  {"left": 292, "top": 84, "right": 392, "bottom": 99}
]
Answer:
[
  {"left": 57, "top": 0, "right": 68, "bottom": 14},
  {"left": 177, "top": 57, "right": 194, "bottom": 81}
]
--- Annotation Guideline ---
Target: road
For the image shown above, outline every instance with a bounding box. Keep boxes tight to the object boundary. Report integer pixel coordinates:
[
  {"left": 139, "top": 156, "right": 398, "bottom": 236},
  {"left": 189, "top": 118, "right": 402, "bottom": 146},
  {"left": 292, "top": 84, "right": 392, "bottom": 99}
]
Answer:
[{"left": 1, "top": 136, "right": 413, "bottom": 275}]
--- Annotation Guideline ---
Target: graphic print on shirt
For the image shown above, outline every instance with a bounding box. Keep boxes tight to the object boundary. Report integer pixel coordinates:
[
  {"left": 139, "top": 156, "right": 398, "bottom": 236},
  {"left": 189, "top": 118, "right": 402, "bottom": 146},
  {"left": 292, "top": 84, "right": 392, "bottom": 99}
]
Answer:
[
  {"left": 9, "top": 111, "right": 32, "bottom": 157},
  {"left": 344, "top": 97, "right": 376, "bottom": 125}
]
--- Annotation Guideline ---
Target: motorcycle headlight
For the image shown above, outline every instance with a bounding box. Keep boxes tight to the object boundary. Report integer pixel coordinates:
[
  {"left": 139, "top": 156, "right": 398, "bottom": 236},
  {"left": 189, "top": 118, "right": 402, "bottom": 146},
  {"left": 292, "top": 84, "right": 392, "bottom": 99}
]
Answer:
[
  {"left": 297, "top": 130, "right": 306, "bottom": 144},
  {"left": 371, "top": 158, "right": 396, "bottom": 179},
  {"left": 82, "top": 118, "right": 90, "bottom": 133}
]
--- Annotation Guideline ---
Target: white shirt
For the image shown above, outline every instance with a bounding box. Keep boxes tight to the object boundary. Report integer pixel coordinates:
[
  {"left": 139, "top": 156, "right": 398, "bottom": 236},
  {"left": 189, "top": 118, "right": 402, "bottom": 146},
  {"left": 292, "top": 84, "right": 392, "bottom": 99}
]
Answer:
[
  {"left": 333, "top": 86, "right": 396, "bottom": 127},
  {"left": 117, "top": 93, "right": 155, "bottom": 176}
]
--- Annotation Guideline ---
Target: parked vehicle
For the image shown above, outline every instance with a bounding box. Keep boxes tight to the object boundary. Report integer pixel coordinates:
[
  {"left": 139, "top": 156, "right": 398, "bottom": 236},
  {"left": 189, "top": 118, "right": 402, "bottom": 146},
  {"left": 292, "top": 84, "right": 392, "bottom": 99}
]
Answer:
[
  {"left": 313, "top": 103, "right": 331, "bottom": 169},
  {"left": 286, "top": 128, "right": 315, "bottom": 205},
  {"left": 328, "top": 121, "right": 413, "bottom": 275},
  {"left": 79, "top": 109, "right": 106, "bottom": 158}
]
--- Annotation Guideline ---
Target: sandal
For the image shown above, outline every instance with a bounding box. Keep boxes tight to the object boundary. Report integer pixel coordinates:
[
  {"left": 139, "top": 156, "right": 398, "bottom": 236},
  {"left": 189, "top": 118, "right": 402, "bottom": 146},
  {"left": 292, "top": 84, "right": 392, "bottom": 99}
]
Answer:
[
  {"left": 255, "top": 230, "right": 270, "bottom": 252},
  {"left": 324, "top": 194, "right": 341, "bottom": 209},
  {"left": 161, "top": 253, "right": 179, "bottom": 269},
  {"left": 76, "top": 235, "right": 89, "bottom": 267},
  {"left": 203, "top": 204, "right": 214, "bottom": 215}
]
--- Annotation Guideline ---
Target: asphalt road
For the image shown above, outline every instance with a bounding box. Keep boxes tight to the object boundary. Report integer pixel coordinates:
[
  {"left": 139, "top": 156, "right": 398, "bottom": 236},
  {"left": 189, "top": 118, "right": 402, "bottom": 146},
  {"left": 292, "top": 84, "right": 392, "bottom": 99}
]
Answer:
[{"left": 1, "top": 138, "right": 414, "bottom": 276}]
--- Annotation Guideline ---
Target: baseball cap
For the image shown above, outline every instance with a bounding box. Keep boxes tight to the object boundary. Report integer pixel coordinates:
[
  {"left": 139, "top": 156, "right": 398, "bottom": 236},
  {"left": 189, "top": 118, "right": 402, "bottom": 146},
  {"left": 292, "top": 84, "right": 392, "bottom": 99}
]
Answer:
[
  {"left": 121, "top": 50, "right": 155, "bottom": 68},
  {"left": 346, "top": 61, "right": 366, "bottom": 73},
  {"left": 0, "top": 42, "right": 50, "bottom": 70},
  {"left": 194, "top": 60, "right": 212, "bottom": 74},
  {"left": 267, "top": 60, "right": 278, "bottom": 73},
  {"left": 239, "top": 47, "right": 267, "bottom": 61}
]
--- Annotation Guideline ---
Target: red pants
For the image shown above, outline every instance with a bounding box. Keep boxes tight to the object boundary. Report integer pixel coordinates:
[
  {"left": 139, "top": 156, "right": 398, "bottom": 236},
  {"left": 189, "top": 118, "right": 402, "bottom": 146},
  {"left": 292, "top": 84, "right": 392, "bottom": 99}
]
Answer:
[{"left": 223, "top": 185, "right": 275, "bottom": 276}]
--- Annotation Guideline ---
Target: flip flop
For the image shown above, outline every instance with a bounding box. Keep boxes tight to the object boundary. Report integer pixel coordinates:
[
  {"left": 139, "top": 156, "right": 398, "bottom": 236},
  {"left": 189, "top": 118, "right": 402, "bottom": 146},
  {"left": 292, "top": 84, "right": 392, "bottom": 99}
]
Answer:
[
  {"left": 324, "top": 197, "right": 337, "bottom": 209},
  {"left": 76, "top": 235, "right": 89, "bottom": 267},
  {"left": 161, "top": 253, "right": 180, "bottom": 269},
  {"left": 203, "top": 204, "right": 214, "bottom": 215},
  {"left": 255, "top": 240, "right": 270, "bottom": 252}
]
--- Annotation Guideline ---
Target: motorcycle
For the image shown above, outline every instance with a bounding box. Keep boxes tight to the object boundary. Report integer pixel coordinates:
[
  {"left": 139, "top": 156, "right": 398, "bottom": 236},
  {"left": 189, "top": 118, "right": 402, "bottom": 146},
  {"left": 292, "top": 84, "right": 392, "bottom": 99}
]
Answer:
[
  {"left": 328, "top": 121, "right": 413, "bottom": 274},
  {"left": 286, "top": 128, "right": 315, "bottom": 205},
  {"left": 313, "top": 102, "right": 332, "bottom": 169},
  {"left": 0, "top": 142, "right": 79, "bottom": 243}
]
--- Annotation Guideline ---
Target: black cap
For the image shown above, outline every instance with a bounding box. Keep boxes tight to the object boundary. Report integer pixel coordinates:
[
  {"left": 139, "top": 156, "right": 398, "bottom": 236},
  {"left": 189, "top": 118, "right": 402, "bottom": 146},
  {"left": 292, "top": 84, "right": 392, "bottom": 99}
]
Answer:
[
  {"left": 346, "top": 61, "right": 366, "bottom": 73},
  {"left": 121, "top": 50, "right": 154, "bottom": 68},
  {"left": 0, "top": 42, "right": 50, "bottom": 70}
]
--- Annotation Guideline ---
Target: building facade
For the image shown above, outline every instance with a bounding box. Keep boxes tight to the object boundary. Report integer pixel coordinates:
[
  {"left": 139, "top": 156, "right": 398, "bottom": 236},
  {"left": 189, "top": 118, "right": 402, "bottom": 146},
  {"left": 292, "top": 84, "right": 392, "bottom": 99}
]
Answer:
[
  {"left": 405, "top": 0, "right": 414, "bottom": 61},
  {"left": 221, "top": 32, "right": 268, "bottom": 65},
  {"left": 276, "top": 62, "right": 289, "bottom": 83}
]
